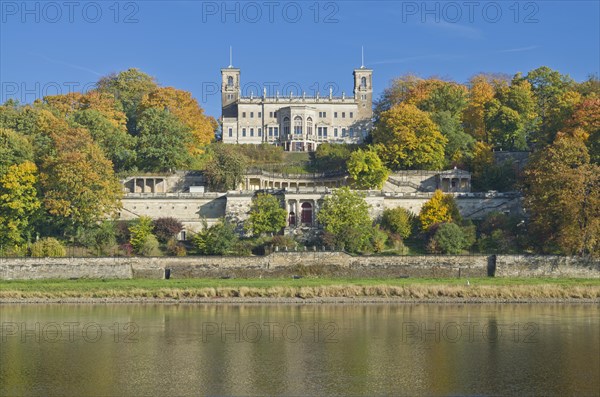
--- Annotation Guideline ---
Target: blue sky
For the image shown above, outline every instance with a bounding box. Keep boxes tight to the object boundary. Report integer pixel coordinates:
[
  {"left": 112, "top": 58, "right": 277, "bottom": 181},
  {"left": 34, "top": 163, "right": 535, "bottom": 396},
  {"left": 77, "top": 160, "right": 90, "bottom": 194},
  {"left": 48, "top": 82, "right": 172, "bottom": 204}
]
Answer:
[{"left": 1, "top": 1, "right": 599, "bottom": 118}]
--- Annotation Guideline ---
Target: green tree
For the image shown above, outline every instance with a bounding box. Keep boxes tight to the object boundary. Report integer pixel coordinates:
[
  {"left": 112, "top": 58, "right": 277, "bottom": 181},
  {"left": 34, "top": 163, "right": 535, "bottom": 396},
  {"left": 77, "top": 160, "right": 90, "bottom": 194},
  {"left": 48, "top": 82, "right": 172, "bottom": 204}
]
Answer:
[
  {"left": 525, "top": 66, "right": 576, "bottom": 146},
  {"left": 96, "top": 68, "right": 159, "bottom": 134},
  {"left": 0, "top": 128, "right": 34, "bottom": 172},
  {"left": 522, "top": 131, "right": 599, "bottom": 256},
  {"left": 193, "top": 219, "right": 238, "bottom": 255},
  {"left": 314, "top": 143, "right": 353, "bottom": 172},
  {"left": 347, "top": 148, "right": 389, "bottom": 189},
  {"left": 72, "top": 109, "right": 136, "bottom": 173},
  {"left": 136, "top": 108, "right": 194, "bottom": 172},
  {"left": 0, "top": 161, "right": 41, "bottom": 247},
  {"left": 373, "top": 103, "right": 447, "bottom": 170},
  {"left": 245, "top": 193, "right": 287, "bottom": 236},
  {"left": 204, "top": 144, "right": 247, "bottom": 191},
  {"left": 381, "top": 207, "right": 413, "bottom": 239},
  {"left": 317, "top": 187, "right": 373, "bottom": 253}
]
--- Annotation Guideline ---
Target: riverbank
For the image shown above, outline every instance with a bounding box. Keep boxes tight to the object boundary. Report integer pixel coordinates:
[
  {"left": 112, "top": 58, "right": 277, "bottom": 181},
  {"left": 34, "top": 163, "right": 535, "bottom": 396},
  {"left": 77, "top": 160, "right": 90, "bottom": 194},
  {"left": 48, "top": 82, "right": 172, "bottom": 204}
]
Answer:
[{"left": 1, "top": 278, "right": 599, "bottom": 303}]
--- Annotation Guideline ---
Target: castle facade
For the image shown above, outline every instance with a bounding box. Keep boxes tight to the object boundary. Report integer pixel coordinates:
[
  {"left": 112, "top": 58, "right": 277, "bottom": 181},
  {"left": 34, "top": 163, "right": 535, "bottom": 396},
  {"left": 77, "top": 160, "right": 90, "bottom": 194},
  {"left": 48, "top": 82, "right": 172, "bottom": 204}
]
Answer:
[{"left": 220, "top": 65, "right": 373, "bottom": 151}]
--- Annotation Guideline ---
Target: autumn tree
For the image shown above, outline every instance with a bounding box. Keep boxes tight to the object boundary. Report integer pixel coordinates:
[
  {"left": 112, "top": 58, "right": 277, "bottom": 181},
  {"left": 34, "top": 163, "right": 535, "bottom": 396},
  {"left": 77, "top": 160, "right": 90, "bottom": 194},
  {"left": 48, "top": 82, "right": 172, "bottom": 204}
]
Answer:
[
  {"left": 136, "top": 108, "right": 194, "bottom": 172},
  {"left": 152, "top": 217, "right": 184, "bottom": 244},
  {"left": 43, "top": 91, "right": 127, "bottom": 128},
  {"left": 40, "top": 127, "right": 122, "bottom": 233},
  {"left": 463, "top": 75, "right": 496, "bottom": 141},
  {"left": 373, "top": 103, "right": 447, "bottom": 170},
  {"left": 419, "top": 189, "right": 460, "bottom": 231},
  {"left": 0, "top": 161, "right": 41, "bottom": 247},
  {"left": 317, "top": 187, "right": 373, "bottom": 252},
  {"left": 347, "top": 148, "right": 389, "bottom": 189},
  {"left": 522, "top": 131, "right": 599, "bottom": 256},
  {"left": 245, "top": 193, "right": 287, "bottom": 236},
  {"left": 139, "top": 87, "right": 215, "bottom": 154}
]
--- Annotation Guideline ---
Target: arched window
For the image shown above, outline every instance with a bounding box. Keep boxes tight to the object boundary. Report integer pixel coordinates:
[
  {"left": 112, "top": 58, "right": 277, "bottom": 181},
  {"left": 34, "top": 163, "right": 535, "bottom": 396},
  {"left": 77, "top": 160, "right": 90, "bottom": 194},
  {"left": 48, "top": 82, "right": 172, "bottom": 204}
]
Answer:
[
  {"left": 360, "top": 76, "right": 367, "bottom": 88},
  {"left": 283, "top": 117, "right": 290, "bottom": 135},
  {"left": 306, "top": 117, "right": 313, "bottom": 136},
  {"left": 294, "top": 116, "right": 302, "bottom": 135},
  {"left": 301, "top": 202, "right": 313, "bottom": 225},
  {"left": 227, "top": 76, "right": 234, "bottom": 87}
]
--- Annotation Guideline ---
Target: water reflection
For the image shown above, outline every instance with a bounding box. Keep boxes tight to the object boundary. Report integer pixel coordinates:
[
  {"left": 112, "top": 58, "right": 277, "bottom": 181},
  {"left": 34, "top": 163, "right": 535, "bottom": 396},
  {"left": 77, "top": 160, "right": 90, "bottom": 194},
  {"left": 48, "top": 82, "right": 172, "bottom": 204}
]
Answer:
[{"left": 1, "top": 304, "right": 598, "bottom": 396}]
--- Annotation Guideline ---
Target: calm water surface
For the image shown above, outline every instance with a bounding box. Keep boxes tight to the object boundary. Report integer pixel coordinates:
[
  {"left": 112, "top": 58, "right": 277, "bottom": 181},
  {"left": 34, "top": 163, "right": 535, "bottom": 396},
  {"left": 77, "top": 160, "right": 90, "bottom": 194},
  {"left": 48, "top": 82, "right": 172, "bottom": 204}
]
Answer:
[{"left": 0, "top": 303, "right": 598, "bottom": 396}]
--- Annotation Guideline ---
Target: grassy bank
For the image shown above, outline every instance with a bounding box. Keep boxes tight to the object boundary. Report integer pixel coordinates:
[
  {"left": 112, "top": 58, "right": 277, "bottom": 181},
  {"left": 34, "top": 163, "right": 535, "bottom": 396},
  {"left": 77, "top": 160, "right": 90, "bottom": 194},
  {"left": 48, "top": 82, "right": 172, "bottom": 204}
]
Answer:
[{"left": 1, "top": 278, "right": 599, "bottom": 301}]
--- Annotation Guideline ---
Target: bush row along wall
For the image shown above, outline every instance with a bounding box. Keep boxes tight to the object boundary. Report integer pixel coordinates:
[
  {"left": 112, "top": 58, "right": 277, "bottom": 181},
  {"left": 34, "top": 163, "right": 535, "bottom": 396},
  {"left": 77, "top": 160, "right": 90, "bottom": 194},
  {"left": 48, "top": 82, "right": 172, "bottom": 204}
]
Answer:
[{"left": 0, "top": 253, "right": 598, "bottom": 280}]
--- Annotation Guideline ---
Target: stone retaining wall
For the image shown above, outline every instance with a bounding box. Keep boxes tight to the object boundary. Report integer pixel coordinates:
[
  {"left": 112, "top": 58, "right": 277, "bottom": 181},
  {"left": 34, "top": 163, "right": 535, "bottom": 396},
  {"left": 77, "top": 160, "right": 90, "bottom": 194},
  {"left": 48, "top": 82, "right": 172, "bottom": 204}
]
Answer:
[{"left": 0, "top": 253, "right": 598, "bottom": 280}]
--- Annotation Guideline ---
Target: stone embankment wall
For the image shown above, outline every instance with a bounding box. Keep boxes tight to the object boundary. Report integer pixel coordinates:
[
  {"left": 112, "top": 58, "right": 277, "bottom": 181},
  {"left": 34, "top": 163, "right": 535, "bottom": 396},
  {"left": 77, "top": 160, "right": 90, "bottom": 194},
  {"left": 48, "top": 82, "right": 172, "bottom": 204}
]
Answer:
[{"left": 1, "top": 253, "right": 598, "bottom": 280}]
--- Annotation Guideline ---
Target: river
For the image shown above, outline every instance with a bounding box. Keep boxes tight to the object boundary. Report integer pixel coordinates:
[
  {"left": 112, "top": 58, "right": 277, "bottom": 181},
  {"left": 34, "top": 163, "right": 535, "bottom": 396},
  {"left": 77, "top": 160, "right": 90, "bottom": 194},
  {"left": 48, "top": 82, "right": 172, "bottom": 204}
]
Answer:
[{"left": 1, "top": 303, "right": 598, "bottom": 396}]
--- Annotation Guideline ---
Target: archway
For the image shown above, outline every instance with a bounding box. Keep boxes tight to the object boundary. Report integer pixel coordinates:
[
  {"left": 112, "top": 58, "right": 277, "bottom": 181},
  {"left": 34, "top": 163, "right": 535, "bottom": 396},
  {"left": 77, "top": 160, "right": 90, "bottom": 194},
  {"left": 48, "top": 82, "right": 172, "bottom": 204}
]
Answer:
[{"left": 301, "top": 202, "right": 313, "bottom": 225}]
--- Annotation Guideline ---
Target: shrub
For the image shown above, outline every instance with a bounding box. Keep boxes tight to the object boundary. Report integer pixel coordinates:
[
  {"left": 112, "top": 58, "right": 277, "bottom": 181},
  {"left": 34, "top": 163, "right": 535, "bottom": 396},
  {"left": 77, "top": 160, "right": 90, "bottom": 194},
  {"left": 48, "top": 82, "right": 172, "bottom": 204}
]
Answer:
[
  {"left": 30, "top": 238, "right": 66, "bottom": 257},
  {"left": 193, "top": 220, "right": 238, "bottom": 255},
  {"left": 270, "top": 235, "right": 297, "bottom": 251},
  {"left": 432, "top": 223, "right": 468, "bottom": 254},
  {"left": 153, "top": 217, "right": 183, "bottom": 243},
  {"left": 370, "top": 226, "right": 388, "bottom": 253},
  {"left": 166, "top": 238, "right": 187, "bottom": 256},
  {"left": 381, "top": 207, "right": 414, "bottom": 238},
  {"left": 129, "top": 216, "right": 156, "bottom": 255},
  {"left": 140, "top": 234, "right": 161, "bottom": 256}
]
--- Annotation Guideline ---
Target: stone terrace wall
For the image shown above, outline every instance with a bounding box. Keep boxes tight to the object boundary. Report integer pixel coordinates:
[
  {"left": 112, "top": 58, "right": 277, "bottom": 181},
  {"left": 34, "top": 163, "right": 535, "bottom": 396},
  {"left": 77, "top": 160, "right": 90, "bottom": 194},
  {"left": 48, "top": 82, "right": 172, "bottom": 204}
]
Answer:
[
  {"left": 0, "top": 253, "right": 598, "bottom": 280},
  {"left": 495, "top": 255, "right": 600, "bottom": 278}
]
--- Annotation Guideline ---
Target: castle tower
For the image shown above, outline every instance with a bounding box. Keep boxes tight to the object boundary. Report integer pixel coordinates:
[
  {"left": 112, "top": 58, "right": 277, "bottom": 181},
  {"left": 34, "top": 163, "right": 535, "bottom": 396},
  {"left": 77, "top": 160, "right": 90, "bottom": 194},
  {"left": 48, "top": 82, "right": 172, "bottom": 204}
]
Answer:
[
  {"left": 221, "top": 67, "right": 240, "bottom": 111},
  {"left": 353, "top": 67, "right": 373, "bottom": 121}
]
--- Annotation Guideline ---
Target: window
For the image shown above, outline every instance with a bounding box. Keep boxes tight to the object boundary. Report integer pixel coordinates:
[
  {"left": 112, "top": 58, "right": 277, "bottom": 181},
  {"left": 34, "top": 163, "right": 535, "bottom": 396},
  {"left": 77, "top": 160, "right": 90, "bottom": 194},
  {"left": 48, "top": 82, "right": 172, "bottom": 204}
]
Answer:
[
  {"left": 242, "top": 128, "right": 246, "bottom": 137},
  {"left": 258, "top": 112, "right": 262, "bottom": 118},
  {"left": 323, "top": 112, "right": 326, "bottom": 117},
  {"left": 306, "top": 117, "right": 313, "bottom": 136},
  {"left": 342, "top": 128, "right": 346, "bottom": 137},
  {"left": 242, "top": 112, "right": 246, "bottom": 118},
  {"left": 269, "top": 127, "right": 273, "bottom": 136},
  {"left": 228, "top": 128, "right": 233, "bottom": 137},
  {"left": 227, "top": 94, "right": 233, "bottom": 100},
  {"left": 269, "top": 112, "right": 273, "bottom": 118},
  {"left": 274, "top": 127, "right": 279, "bottom": 136},
  {"left": 361, "top": 94, "right": 366, "bottom": 100},
  {"left": 283, "top": 117, "right": 290, "bottom": 135},
  {"left": 294, "top": 116, "right": 302, "bottom": 135},
  {"left": 228, "top": 76, "right": 234, "bottom": 87},
  {"left": 334, "top": 128, "right": 338, "bottom": 137},
  {"left": 318, "top": 127, "right": 322, "bottom": 137},
  {"left": 250, "top": 112, "right": 254, "bottom": 118},
  {"left": 350, "top": 112, "right": 354, "bottom": 118},
  {"left": 361, "top": 76, "right": 366, "bottom": 88},
  {"left": 258, "top": 128, "right": 262, "bottom": 137},
  {"left": 334, "top": 112, "right": 338, "bottom": 118},
  {"left": 342, "top": 112, "right": 345, "bottom": 118},
  {"left": 349, "top": 128, "right": 354, "bottom": 137},
  {"left": 250, "top": 128, "right": 254, "bottom": 137},
  {"left": 323, "top": 127, "right": 328, "bottom": 137},
  {"left": 274, "top": 111, "right": 277, "bottom": 118}
]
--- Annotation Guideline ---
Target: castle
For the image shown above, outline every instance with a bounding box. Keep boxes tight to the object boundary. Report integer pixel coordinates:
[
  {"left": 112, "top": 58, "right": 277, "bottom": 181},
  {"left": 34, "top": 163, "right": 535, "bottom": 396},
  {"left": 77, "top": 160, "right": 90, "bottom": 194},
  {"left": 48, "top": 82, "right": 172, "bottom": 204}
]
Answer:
[
  {"left": 115, "top": 63, "right": 522, "bottom": 240},
  {"left": 220, "top": 64, "right": 373, "bottom": 151}
]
